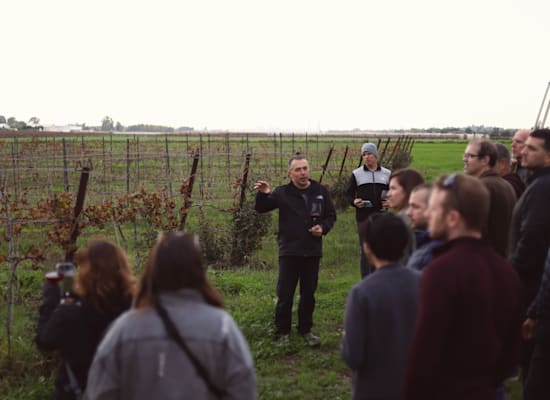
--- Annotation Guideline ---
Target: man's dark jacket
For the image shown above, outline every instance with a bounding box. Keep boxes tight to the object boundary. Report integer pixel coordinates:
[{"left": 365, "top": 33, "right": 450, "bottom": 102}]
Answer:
[
  {"left": 255, "top": 179, "right": 336, "bottom": 257},
  {"left": 509, "top": 166, "right": 550, "bottom": 309},
  {"left": 403, "top": 237, "right": 523, "bottom": 400},
  {"left": 479, "top": 169, "right": 517, "bottom": 258}
]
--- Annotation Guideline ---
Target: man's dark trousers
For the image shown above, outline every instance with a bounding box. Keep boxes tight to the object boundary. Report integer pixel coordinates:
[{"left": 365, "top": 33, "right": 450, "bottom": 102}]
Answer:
[{"left": 275, "top": 256, "right": 320, "bottom": 335}]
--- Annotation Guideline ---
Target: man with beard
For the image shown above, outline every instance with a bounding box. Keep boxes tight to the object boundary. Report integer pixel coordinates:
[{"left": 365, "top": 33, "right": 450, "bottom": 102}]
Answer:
[
  {"left": 403, "top": 173, "right": 523, "bottom": 400},
  {"left": 463, "top": 139, "right": 516, "bottom": 257},
  {"left": 509, "top": 128, "right": 550, "bottom": 385},
  {"left": 405, "top": 183, "right": 443, "bottom": 272}
]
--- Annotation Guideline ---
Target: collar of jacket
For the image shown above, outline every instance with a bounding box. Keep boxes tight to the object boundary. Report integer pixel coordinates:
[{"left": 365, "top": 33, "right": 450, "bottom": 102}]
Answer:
[
  {"left": 285, "top": 179, "right": 319, "bottom": 193},
  {"left": 362, "top": 164, "right": 382, "bottom": 172},
  {"left": 432, "top": 236, "right": 486, "bottom": 257},
  {"left": 528, "top": 165, "right": 550, "bottom": 184},
  {"left": 479, "top": 169, "right": 500, "bottom": 179}
]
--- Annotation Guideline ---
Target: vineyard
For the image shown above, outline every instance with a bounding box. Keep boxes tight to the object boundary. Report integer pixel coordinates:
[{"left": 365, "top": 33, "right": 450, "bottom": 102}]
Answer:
[
  {"left": 1, "top": 131, "right": 418, "bottom": 397},
  {"left": 0, "top": 131, "right": 415, "bottom": 265}
]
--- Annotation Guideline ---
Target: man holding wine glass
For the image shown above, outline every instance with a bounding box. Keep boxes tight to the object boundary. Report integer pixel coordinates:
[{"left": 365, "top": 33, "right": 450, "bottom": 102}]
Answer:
[{"left": 254, "top": 155, "right": 336, "bottom": 347}]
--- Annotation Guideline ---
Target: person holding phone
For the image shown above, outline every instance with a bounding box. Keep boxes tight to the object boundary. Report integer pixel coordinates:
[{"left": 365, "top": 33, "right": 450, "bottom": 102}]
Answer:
[{"left": 345, "top": 143, "right": 391, "bottom": 278}]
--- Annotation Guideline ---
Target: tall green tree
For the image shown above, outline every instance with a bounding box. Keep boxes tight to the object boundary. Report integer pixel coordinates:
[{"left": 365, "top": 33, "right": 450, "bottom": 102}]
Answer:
[
  {"left": 28, "top": 117, "right": 40, "bottom": 126},
  {"left": 101, "top": 116, "right": 114, "bottom": 131},
  {"left": 0, "top": 115, "right": 6, "bottom": 124}
]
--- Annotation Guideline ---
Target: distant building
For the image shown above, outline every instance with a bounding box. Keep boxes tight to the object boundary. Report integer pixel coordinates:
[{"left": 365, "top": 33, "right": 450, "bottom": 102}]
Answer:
[{"left": 43, "top": 125, "right": 84, "bottom": 133}]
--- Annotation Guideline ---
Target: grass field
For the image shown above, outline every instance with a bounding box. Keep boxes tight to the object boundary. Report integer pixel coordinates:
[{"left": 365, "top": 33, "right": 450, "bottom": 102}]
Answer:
[{"left": 1, "top": 138, "right": 522, "bottom": 399}]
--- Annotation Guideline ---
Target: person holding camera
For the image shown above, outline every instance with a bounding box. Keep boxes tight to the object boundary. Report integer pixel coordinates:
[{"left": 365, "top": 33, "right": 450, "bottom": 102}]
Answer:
[
  {"left": 345, "top": 143, "right": 391, "bottom": 278},
  {"left": 254, "top": 155, "right": 336, "bottom": 346},
  {"left": 35, "top": 240, "right": 136, "bottom": 400},
  {"left": 85, "top": 232, "right": 257, "bottom": 400}
]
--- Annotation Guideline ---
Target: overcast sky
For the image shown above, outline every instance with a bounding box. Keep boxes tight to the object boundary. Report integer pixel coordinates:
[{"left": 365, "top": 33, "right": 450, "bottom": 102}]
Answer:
[{"left": 2, "top": 0, "right": 549, "bottom": 132}]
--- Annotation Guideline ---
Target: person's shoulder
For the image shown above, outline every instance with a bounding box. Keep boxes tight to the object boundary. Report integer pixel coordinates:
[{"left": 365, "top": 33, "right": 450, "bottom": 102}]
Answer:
[{"left": 379, "top": 166, "right": 391, "bottom": 175}]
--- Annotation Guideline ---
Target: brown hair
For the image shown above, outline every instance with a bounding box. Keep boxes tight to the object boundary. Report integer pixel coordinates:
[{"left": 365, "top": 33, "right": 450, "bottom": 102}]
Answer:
[
  {"left": 434, "top": 173, "right": 490, "bottom": 232},
  {"left": 472, "top": 139, "right": 498, "bottom": 167},
  {"left": 73, "top": 239, "right": 136, "bottom": 314},
  {"left": 389, "top": 168, "right": 425, "bottom": 206},
  {"left": 135, "top": 232, "right": 224, "bottom": 309}
]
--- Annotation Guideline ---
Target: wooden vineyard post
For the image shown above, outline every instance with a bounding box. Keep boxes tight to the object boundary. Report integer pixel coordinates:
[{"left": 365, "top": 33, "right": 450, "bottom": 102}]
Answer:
[
  {"left": 180, "top": 153, "right": 200, "bottom": 231},
  {"left": 319, "top": 145, "right": 334, "bottom": 184},
  {"left": 165, "top": 135, "right": 173, "bottom": 197},
  {"left": 378, "top": 137, "right": 391, "bottom": 165},
  {"left": 338, "top": 145, "right": 349, "bottom": 178},
  {"left": 65, "top": 166, "right": 91, "bottom": 261},
  {"left": 62, "top": 138, "right": 69, "bottom": 192},
  {"left": 239, "top": 153, "right": 251, "bottom": 209}
]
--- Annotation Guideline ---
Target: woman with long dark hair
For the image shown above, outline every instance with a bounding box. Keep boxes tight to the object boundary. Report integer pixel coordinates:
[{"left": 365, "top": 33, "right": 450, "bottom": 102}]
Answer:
[
  {"left": 36, "top": 239, "right": 136, "bottom": 400},
  {"left": 85, "top": 232, "right": 257, "bottom": 400}
]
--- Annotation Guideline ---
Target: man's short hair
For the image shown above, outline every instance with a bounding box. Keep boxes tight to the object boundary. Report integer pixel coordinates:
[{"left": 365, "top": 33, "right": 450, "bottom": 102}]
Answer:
[
  {"left": 472, "top": 140, "right": 498, "bottom": 167},
  {"left": 434, "top": 173, "right": 490, "bottom": 232},
  {"left": 494, "top": 142, "right": 511, "bottom": 163},
  {"left": 287, "top": 154, "right": 307, "bottom": 170},
  {"left": 411, "top": 182, "right": 433, "bottom": 204},
  {"left": 530, "top": 128, "right": 550, "bottom": 151},
  {"left": 358, "top": 213, "right": 409, "bottom": 262}
]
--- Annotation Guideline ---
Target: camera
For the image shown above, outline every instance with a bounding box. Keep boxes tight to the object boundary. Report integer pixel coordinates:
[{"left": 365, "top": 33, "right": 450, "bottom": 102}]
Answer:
[
  {"left": 310, "top": 197, "right": 323, "bottom": 227},
  {"left": 45, "top": 261, "right": 76, "bottom": 298}
]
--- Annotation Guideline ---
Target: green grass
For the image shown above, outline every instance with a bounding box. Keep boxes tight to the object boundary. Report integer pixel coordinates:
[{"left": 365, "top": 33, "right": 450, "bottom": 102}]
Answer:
[{"left": 0, "top": 139, "right": 522, "bottom": 399}]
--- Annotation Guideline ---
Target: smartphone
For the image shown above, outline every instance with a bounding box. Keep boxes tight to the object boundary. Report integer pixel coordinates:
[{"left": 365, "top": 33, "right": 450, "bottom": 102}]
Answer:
[{"left": 362, "top": 200, "right": 373, "bottom": 208}]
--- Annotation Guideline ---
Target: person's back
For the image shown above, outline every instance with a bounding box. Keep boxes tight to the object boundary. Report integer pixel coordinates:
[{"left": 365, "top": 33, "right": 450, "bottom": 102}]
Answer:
[
  {"left": 479, "top": 169, "right": 516, "bottom": 257},
  {"left": 35, "top": 241, "right": 135, "bottom": 400},
  {"left": 404, "top": 174, "right": 522, "bottom": 400},
  {"left": 405, "top": 239, "right": 522, "bottom": 400},
  {"left": 87, "top": 289, "right": 256, "bottom": 400},
  {"left": 343, "top": 265, "right": 420, "bottom": 399},
  {"left": 85, "top": 232, "right": 257, "bottom": 400},
  {"left": 342, "top": 213, "right": 420, "bottom": 400}
]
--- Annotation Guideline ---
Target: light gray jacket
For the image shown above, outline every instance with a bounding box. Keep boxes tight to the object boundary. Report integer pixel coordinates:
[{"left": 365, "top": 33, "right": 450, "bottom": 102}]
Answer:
[{"left": 84, "top": 289, "right": 257, "bottom": 400}]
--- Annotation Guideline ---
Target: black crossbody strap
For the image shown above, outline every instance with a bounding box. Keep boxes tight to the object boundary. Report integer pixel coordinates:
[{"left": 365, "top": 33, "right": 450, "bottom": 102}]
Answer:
[{"left": 155, "top": 301, "right": 223, "bottom": 398}]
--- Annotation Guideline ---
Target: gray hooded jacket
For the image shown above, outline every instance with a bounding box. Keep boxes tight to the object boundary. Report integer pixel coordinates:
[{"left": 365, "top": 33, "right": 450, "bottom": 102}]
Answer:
[{"left": 84, "top": 289, "right": 257, "bottom": 400}]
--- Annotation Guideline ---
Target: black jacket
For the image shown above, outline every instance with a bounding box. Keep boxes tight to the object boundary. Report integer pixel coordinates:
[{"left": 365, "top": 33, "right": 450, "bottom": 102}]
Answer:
[
  {"left": 35, "top": 282, "right": 131, "bottom": 400},
  {"left": 509, "top": 166, "right": 550, "bottom": 310},
  {"left": 255, "top": 179, "right": 336, "bottom": 257}
]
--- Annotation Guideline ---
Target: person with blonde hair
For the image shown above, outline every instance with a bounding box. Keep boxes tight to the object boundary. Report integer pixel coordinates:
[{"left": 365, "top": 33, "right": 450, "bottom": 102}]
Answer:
[
  {"left": 85, "top": 232, "right": 257, "bottom": 400},
  {"left": 36, "top": 239, "right": 136, "bottom": 400}
]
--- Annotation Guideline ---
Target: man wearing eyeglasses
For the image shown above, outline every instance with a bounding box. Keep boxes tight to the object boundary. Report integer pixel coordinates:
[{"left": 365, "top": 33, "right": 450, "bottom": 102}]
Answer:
[
  {"left": 509, "top": 128, "right": 550, "bottom": 388},
  {"left": 403, "top": 173, "right": 523, "bottom": 400},
  {"left": 462, "top": 139, "right": 517, "bottom": 258}
]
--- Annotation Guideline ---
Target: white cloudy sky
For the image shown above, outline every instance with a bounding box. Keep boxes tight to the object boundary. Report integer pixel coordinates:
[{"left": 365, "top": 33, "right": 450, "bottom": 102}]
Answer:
[{"left": 2, "top": 0, "right": 549, "bottom": 131}]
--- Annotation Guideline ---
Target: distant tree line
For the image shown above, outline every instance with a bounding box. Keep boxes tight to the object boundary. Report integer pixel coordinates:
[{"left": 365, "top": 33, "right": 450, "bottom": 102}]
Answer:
[
  {"left": 2, "top": 114, "right": 514, "bottom": 137},
  {"left": 0, "top": 115, "right": 43, "bottom": 130}
]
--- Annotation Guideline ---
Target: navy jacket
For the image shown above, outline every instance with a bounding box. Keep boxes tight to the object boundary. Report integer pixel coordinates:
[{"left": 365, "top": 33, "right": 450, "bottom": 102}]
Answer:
[{"left": 255, "top": 179, "right": 336, "bottom": 257}]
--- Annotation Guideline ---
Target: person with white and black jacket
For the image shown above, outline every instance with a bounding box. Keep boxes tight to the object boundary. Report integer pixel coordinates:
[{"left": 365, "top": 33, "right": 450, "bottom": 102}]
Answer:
[{"left": 345, "top": 143, "right": 391, "bottom": 278}]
